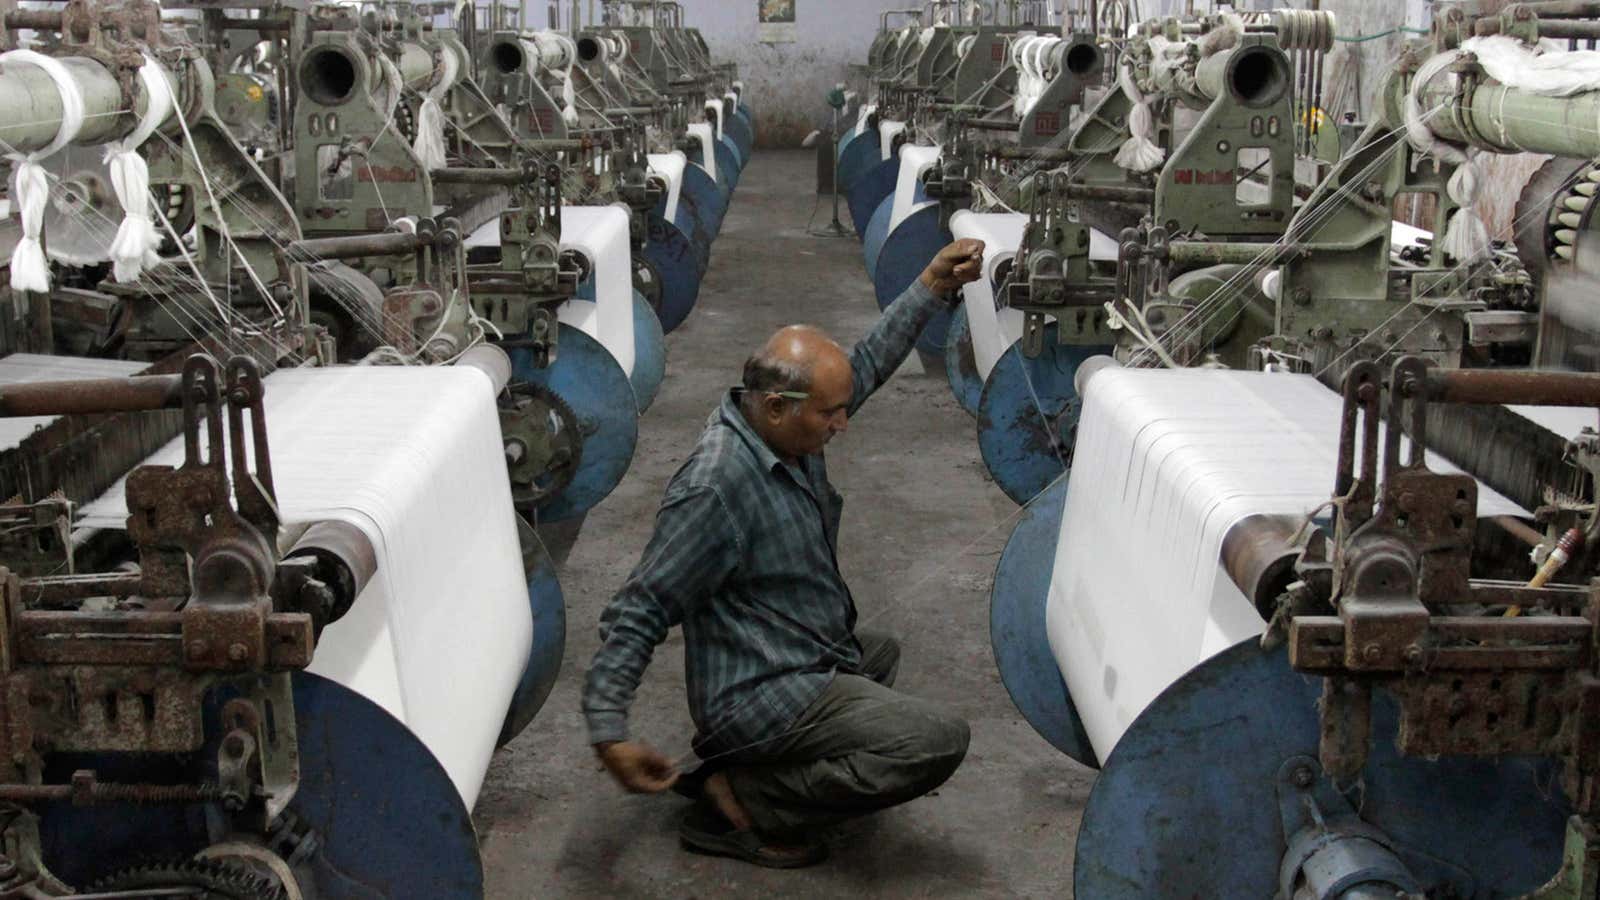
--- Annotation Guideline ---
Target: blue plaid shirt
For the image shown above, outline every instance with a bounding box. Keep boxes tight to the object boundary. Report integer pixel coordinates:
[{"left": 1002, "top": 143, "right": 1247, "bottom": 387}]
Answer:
[{"left": 583, "top": 279, "right": 946, "bottom": 756}]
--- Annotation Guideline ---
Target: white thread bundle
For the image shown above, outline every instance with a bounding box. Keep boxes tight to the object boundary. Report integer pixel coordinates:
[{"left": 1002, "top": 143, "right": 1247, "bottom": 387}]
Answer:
[
  {"left": 1114, "top": 63, "right": 1164, "bottom": 173},
  {"left": 102, "top": 56, "right": 174, "bottom": 283},
  {"left": 1404, "top": 48, "right": 1491, "bottom": 264},
  {"left": 1462, "top": 34, "right": 1600, "bottom": 97},
  {"left": 1012, "top": 35, "right": 1059, "bottom": 119},
  {"left": 3, "top": 49, "right": 86, "bottom": 296},
  {"left": 1045, "top": 367, "right": 1527, "bottom": 758},
  {"left": 78, "top": 366, "right": 534, "bottom": 808},
  {"left": 412, "top": 44, "right": 460, "bottom": 171}
]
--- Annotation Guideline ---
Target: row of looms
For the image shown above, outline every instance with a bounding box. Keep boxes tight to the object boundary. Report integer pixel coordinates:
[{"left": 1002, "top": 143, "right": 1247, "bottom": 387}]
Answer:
[
  {"left": 828, "top": 0, "right": 1600, "bottom": 897},
  {"left": 0, "top": 0, "right": 750, "bottom": 895}
]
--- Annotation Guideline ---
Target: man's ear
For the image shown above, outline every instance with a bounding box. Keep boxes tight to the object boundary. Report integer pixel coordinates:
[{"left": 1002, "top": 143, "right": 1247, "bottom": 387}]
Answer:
[{"left": 761, "top": 393, "right": 787, "bottom": 424}]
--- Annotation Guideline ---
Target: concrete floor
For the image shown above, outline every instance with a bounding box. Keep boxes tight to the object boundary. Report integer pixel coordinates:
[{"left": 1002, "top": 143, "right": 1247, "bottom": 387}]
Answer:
[{"left": 473, "top": 150, "right": 1095, "bottom": 898}]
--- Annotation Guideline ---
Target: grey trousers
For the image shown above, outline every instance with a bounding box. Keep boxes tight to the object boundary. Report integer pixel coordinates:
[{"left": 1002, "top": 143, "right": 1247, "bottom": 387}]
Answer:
[{"left": 723, "top": 632, "right": 971, "bottom": 836}]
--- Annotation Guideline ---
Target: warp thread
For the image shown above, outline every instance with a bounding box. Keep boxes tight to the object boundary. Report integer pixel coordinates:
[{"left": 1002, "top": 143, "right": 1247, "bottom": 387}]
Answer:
[
  {"left": 2, "top": 49, "right": 86, "bottom": 298},
  {"left": 103, "top": 56, "right": 175, "bottom": 283}
]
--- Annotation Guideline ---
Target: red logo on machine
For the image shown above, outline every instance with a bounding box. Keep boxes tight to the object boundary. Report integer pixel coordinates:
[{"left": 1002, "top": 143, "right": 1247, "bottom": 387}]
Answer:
[
  {"left": 991, "top": 42, "right": 1005, "bottom": 61},
  {"left": 1035, "top": 112, "right": 1060, "bottom": 135},
  {"left": 1173, "top": 169, "right": 1236, "bottom": 185},
  {"left": 359, "top": 165, "right": 419, "bottom": 183}
]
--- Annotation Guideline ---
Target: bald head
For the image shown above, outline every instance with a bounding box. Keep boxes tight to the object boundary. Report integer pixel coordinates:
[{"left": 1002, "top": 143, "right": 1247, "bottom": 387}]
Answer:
[
  {"left": 739, "top": 324, "right": 856, "bottom": 461},
  {"left": 741, "top": 325, "right": 846, "bottom": 406}
]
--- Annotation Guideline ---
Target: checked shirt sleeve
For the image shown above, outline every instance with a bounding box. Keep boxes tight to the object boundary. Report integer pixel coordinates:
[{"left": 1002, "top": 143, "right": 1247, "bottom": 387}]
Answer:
[
  {"left": 848, "top": 277, "right": 945, "bottom": 415},
  {"left": 583, "top": 483, "right": 743, "bottom": 746}
]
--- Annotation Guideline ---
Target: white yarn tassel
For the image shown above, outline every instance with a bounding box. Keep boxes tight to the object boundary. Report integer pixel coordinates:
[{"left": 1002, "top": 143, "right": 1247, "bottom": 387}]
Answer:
[
  {"left": 103, "top": 56, "right": 174, "bottom": 283},
  {"left": 412, "top": 45, "right": 459, "bottom": 171},
  {"left": 1403, "top": 49, "right": 1491, "bottom": 265},
  {"left": 9, "top": 163, "right": 49, "bottom": 296},
  {"left": 414, "top": 99, "right": 448, "bottom": 170},
  {"left": 1441, "top": 156, "right": 1491, "bottom": 264},
  {"left": 2, "top": 49, "right": 86, "bottom": 296},
  {"left": 1114, "top": 64, "right": 1164, "bottom": 172}
]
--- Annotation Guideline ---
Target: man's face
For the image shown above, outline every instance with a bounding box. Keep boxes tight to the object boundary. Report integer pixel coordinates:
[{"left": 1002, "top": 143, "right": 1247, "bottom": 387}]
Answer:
[{"left": 763, "top": 352, "right": 852, "bottom": 459}]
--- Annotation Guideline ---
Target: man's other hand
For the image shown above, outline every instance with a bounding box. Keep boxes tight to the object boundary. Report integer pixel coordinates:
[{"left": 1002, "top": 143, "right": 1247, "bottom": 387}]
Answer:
[
  {"left": 596, "top": 740, "right": 680, "bottom": 793},
  {"left": 919, "top": 238, "right": 985, "bottom": 297}
]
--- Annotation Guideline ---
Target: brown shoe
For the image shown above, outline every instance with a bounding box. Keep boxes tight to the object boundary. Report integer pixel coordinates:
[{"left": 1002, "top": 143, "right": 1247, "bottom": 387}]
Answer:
[{"left": 678, "top": 805, "right": 828, "bottom": 869}]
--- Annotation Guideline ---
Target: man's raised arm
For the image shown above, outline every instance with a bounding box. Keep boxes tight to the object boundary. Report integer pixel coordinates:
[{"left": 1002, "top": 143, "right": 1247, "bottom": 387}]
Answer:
[{"left": 848, "top": 239, "right": 985, "bottom": 414}]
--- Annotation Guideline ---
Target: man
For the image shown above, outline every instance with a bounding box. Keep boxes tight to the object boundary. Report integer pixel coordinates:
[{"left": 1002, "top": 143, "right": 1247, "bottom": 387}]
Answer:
[{"left": 583, "top": 238, "right": 985, "bottom": 868}]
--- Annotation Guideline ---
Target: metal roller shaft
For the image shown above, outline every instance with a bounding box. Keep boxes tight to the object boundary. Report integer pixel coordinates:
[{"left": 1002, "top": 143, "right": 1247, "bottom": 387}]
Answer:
[
  {"left": 1416, "top": 72, "right": 1600, "bottom": 159},
  {"left": 0, "top": 55, "right": 169, "bottom": 155}
]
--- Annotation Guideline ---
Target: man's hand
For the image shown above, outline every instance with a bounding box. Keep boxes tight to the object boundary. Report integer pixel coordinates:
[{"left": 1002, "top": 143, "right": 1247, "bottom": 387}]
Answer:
[
  {"left": 595, "top": 740, "right": 680, "bottom": 793},
  {"left": 919, "top": 238, "right": 985, "bottom": 298}
]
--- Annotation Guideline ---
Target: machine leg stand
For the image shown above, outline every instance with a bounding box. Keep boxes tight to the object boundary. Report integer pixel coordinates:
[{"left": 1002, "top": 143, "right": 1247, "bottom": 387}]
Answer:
[{"left": 1526, "top": 817, "right": 1600, "bottom": 900}]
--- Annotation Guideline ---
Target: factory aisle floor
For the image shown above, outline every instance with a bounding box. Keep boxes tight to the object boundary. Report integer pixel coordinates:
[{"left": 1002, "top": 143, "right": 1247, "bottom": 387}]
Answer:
[{"left": 473, "top": 150, "right": 1093, "bottom": 898}]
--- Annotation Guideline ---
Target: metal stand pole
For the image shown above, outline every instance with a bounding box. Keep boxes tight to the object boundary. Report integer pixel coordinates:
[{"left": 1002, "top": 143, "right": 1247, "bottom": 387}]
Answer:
[{"left": 822, "top": 105, "right": 851, "bottom": 237}]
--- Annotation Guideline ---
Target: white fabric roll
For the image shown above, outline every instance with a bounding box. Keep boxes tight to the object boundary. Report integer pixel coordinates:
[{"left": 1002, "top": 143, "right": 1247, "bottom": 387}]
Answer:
[
  {"left": 77, "top": 366, "right": 534, "bottom": 809},
  {"left": 879, "top": 119, "right": 907, "bottom": 161},
  {"left": 951, "top": 211, "right": 1028, "bottom": 380},
  {"left": 648, "top": 151, "right": 687, "bottom": 222},
  {"left": 889, "top": 145, "right": 941, "bottom": 233},
  {"left": 704, "top": 101, "right": 724, "bottom": 141},
  {"left": 1046, "top": 368, "right": 1527, "bottom": 759},
  {"left": 687, "top": 122, "right": 717, "bottom": 181},
  {"left": 856, "top": 103, "right": 877, "bottom": 133},
  {"left": 0, "top": 354, "right": 147, "bottom": 451},
  {"left": 559, "top": 204, "right": 635, "bottom": 377}
]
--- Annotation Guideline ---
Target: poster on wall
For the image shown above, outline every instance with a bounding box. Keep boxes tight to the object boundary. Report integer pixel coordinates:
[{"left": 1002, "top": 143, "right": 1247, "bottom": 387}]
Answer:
[{"left": 758, "top": 0, "right": 796, "bottom": 43}]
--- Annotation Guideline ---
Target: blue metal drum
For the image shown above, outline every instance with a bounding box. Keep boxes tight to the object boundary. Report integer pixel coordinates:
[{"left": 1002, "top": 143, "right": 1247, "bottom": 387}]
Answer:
[
  {"left": 847, "top": 156, "right": 899, "bottom": 241},
  {"left": 498, "top": 523, "right": 567, "bottom": 747},
  {"left": 837, "top": 128, "right": 882, "bottom": 198},
  {"left": 872, "top": 204, "right": 953, "bottom": 355},
  {"left": 36, "top": 674, "right": 488, "bottom": 898},
  {"left": 510, "top": 323, "right": 639, "bottom": 522},
  {"left": 989, "top": 476, "right": 1096, "bottom": 765},
  {"left": 977, "top": 327, "right": 1111, "bottom": 506},
  {"left": 681, "top": 162, "right": 727, "bottom": 237},
  {"left": 628, "top": 290, "right": 667, "bottom": 413},
  {"left": 944, "top": 304, "right": 982, "bottom": 417},
  {"left": 641, "top": 210, "right": 705, "bottom": 336},
  {"left": 1075, "top": 640, "right": 1571, "bottom": 898},
  {"left": 728, "top": 108, "right": 755, "bottom": 160},
  {"left": 713, "top": 140, "right": 740, "bottom": 195},
  {"left": 861, "top": 194, "right": 895, "bottom": 282}
]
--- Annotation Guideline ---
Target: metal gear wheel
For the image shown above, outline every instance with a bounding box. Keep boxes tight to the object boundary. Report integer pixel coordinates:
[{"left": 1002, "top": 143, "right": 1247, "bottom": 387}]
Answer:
[
  {"left": 87, "top": 858, "right": 289, "bottom": 900},
  {"left": 501, "top": 380, "right": 585, "bottom": 510}
]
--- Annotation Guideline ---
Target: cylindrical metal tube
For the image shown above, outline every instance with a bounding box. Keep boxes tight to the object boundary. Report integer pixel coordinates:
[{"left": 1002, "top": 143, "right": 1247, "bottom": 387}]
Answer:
[
  {"left": 522, "top": 30, "right": 575, "bottom": 72},
  {"left": 284, "top": 231, "right": 427, "bottom": 262},
  {"left": 1422, "top": 368, "right": 1600, "bottom": 407},
  {"left": 1515, "top": 0, "right": 1600, "bottom": 17},
  {"left": 1221, "top": 514, "right": 1303, "bottom": 613},
  {"left": 287, "top": 519, "right": 379, "bottom": 627},
  {"left": 430, "top": 166, "right": 529, "bottom": 185},
  {"left": 0, "top": 55, "right": 160, "bottom": 153},
  {"left": 1420, "top": 78, "right": 1600, "bottom": 159},
  {"left": 396, "top": 41, "right": 435, "bottom": 89},
  {"left": 1195, "top": 44, "right": 1292, "bottom": 106},
  {"left": 0, "top": 373, "right": 184, "bottom": 417}
]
